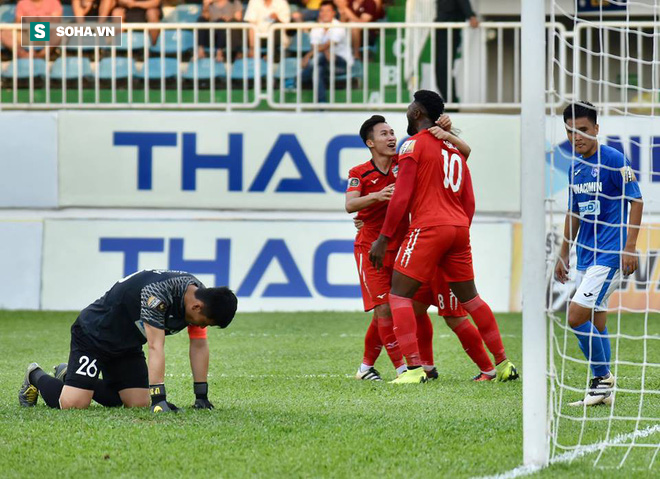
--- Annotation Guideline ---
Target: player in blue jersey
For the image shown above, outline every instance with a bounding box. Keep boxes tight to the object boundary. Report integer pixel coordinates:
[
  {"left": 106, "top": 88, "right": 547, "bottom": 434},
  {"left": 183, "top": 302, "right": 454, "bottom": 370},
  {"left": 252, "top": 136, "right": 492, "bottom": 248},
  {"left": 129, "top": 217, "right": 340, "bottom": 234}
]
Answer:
[{"left": 555, "top": 101, "right": 644, "bottom": 406}]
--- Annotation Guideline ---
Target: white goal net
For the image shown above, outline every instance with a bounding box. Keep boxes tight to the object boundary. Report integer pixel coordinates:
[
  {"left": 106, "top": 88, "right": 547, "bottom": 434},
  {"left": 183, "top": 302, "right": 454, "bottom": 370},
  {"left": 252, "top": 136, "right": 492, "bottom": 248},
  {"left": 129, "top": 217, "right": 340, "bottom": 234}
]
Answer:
[{"left": 546, "top": 0, "right": 660, "bottom": 471}]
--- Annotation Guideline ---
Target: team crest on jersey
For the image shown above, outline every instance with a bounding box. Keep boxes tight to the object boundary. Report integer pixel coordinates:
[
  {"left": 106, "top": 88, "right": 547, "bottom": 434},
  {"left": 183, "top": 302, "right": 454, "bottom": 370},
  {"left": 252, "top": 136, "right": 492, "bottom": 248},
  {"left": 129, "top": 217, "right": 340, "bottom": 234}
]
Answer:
[
  {"left": 392, "top": 165, "right": 399, "bottom": 177},
  {"left": 147, "top": 295, "right": 166, "bottom": 311},
  {"left": 591, "top": 167, "right": 599, "bottom": 177},
  {"left": 348, "top": 177, "right": 360, "bottom": 188},
  {"left": 399, "top": 140, "right": 416, "bottom": 155},
  {"left": 620, "top": 166, "right": 636, "bottom": 183}
]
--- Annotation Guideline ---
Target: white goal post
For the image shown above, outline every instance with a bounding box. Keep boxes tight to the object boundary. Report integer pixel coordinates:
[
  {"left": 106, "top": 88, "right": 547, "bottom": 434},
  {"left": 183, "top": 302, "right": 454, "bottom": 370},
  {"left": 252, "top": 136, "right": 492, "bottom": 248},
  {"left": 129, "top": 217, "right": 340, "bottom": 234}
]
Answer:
[{"left": 521, "top": 0, "right": 549, "bottom": 467}]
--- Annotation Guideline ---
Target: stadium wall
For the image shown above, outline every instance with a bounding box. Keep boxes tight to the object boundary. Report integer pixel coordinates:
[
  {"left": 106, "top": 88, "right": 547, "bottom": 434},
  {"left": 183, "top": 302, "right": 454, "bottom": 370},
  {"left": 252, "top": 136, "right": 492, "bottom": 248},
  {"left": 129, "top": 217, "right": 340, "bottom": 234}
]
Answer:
[{"left": 1, "top": 112, "right": 658, "bottom": 312}]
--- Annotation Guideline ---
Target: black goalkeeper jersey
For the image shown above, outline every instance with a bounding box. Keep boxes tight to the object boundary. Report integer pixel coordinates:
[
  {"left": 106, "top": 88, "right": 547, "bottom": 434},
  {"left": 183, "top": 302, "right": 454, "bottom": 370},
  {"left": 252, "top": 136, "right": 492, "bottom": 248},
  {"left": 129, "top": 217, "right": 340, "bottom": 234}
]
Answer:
[{"left": 76, "top": 270, "right": 203, "bottom": 354}]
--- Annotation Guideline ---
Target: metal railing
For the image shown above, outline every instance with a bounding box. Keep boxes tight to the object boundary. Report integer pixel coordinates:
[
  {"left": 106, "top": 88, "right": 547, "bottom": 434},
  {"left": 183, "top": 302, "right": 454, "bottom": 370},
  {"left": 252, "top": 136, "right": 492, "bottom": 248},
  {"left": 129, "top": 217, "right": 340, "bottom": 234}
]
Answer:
[{"left": 0, "top": 20, "right": 569, "bottom": 110}]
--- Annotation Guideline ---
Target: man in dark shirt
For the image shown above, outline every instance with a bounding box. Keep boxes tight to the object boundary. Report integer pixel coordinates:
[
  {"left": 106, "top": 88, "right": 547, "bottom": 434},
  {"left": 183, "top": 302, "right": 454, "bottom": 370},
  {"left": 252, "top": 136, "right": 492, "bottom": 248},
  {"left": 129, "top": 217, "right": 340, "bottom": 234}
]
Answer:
[
  {"left": 435, "top": 0, "right": 479, "bottom": 103},
  {"left": 19, "top": 270, "right": 237, "bottom": 412}
]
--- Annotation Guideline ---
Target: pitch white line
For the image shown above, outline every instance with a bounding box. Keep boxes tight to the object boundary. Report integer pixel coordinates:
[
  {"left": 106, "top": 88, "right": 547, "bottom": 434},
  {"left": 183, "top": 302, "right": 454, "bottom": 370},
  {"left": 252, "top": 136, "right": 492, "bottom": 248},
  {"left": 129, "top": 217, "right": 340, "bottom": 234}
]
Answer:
[{"left": 476, "top": 424, "right": 660, "bottom": 479}]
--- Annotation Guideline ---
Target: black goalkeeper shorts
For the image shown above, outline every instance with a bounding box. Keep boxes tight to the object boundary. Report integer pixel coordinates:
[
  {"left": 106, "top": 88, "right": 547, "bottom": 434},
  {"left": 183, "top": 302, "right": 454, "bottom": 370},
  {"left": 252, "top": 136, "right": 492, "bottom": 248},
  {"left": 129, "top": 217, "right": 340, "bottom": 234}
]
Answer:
[{"left": 65, "top": 322, "right": 149, "bottom": 392}]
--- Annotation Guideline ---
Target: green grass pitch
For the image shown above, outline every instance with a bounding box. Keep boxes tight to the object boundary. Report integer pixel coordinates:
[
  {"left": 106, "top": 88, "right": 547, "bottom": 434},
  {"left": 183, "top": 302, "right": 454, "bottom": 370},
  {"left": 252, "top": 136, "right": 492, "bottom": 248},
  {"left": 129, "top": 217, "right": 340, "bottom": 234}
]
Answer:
[{"left": 0, "top": 311, "right": 658, "bottom": 478}]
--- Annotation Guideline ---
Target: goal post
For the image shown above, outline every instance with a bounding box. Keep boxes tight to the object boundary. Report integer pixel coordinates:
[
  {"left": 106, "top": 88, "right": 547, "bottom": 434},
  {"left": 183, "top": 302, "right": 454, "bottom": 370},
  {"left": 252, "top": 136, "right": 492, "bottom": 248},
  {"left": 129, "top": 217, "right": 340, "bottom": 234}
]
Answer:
[{"left": 521, "top": 0, "right": 549, "bottom": 467}]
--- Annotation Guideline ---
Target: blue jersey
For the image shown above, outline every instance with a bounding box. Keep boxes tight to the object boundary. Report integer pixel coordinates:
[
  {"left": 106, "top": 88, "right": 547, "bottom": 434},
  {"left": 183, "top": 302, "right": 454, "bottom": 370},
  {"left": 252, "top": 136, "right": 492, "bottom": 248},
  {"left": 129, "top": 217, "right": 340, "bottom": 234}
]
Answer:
[{"left": 568, "top": 144, "right": 642, "bottom": 271}]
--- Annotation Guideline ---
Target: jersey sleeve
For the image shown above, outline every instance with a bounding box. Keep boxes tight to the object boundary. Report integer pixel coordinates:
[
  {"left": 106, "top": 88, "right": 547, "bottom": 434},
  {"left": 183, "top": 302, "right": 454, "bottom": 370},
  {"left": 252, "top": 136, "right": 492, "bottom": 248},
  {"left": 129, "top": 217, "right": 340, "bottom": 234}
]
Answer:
[
  {"left": 398, "top": 138, "right": 420, "bottom": 163},
  {"left": 568, "top": 165, "right": 579, "bottom": 212},
  {"left": 139, "top": 285, "right": 169, "bottom": 329},
  {"left": 346, "top": 167, "right": 363, "bottom": 193},
  {"left": 460, "top": 164, "right": 475, "bottom": 223},
  {"left": 608, "top": 154, "right": 643, "bottom": 200}
]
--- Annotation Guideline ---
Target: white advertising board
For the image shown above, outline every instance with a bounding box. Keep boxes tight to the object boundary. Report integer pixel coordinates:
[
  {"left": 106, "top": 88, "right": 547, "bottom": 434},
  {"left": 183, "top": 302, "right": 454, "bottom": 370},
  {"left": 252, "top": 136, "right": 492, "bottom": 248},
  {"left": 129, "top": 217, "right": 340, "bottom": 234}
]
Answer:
[
  {"left": 41, "top": 219, "right": 512, "bottom": 312},
  {"left": 58, "top": 112, "right": 521, "bottom": 213},
  {"left": 0, "top": 113, "right": 58, "bottom": 207},
  {"left": 0, "top": 221, "right": 43, "bottom": 309}
]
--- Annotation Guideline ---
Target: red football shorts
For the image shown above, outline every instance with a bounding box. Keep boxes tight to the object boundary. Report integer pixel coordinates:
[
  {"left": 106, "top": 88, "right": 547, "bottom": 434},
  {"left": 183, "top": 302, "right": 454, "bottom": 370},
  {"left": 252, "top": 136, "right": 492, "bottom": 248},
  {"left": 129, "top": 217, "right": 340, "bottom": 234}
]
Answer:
[
  {"left": 415, "top": 271, "right": 468, "bottom": 318},
  {"left": 187, "top": 325, "right": 207, "bottom": 339},
  {"left": 394, "top": 226, "right": 474, "bottom": 284},
  {"left": 355, "top": 245, "right": 396, "bottom": 311}
]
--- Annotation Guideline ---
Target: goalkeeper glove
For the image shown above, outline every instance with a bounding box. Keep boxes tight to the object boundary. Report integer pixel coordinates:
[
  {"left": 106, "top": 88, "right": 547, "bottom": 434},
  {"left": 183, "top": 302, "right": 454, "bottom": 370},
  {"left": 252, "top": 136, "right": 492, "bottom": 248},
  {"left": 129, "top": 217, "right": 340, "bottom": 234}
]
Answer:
[
  {"left": 150, "top": 383, "right": 179, "bottom": 413},
  {"left": 193, "top": 382, "right": 214, "bottom": 410}
]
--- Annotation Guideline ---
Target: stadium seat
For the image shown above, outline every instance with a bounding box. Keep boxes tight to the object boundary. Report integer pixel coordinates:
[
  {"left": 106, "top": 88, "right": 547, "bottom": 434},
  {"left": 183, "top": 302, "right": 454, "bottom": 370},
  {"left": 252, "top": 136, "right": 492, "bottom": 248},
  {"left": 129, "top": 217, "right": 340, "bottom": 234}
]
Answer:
[
  {"left": 98, "top": 57, "right": 138, "bottom": 80},
  {"left": 136, "top": 57, "right": 179, "bottom": 81},
  {"left": 163, "top": 4, "right": 202, "bottom": 23},
  {"left": 1, "top": 59, "right": 47, "bottom": 79},
  {"left": 150, "top": 30, "right": 195, "bottom": 56},
  {"left": 0, "top": 4, "right": 15, "bottom": 23},
  {"left": 116, "top": 31, "right": 148, "bottom": 53},
  {"left": 50, "top": 56, "right": 93, "bottom": 81},
  {"left": 287, "top": 32, "right": 311, "bottom": 54},
  {"left": 230, "top": 58, "right": 267, "bottom": 81},
  {"left": 274, "top": 58, "right": 299, "bottom": 80},
  {"left": 183, "top": 58, "right": 226, "bottom": 81},
  {"left": 336, "top": 60, "right": 364, "bottom": 82}
]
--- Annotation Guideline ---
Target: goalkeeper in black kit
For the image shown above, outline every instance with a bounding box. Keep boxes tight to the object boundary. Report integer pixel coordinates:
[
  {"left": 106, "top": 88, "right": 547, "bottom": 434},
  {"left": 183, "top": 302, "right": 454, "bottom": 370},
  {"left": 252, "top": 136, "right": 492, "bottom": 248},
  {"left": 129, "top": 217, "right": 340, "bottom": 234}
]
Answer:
[{"left": 19, "top": 270, "right": 238, "bottom": 413}]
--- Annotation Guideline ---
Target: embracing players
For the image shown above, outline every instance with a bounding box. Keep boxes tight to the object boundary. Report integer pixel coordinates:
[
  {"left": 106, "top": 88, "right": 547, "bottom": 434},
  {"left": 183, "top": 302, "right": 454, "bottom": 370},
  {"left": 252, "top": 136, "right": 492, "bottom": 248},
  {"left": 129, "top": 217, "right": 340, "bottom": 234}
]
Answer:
[
  {"left": 19, "top": 269, "right": 237, "bottom": 412},
  {"left": 369, "top": 90, "right": 518, "bottom": 384},
  {"left": 555, "top": 101, "right": 643, "bottom": 406},
  {"left": 347, "top": 111, "right": 509, "bottom": 382}
]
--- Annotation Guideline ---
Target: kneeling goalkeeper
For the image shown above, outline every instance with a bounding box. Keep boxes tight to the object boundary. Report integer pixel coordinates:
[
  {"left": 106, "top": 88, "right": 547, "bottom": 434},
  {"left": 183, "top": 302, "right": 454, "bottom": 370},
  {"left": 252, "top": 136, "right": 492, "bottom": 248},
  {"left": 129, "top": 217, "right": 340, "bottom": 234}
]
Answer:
[{"left": 19, "top": 269, "right": 237, "bottom": 412}]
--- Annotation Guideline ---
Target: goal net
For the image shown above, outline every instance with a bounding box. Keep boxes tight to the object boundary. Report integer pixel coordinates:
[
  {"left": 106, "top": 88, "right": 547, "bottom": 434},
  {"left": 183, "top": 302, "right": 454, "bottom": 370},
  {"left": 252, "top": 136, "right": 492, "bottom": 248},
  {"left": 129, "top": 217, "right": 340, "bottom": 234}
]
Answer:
[{"left": 546, "top": 0, "right": 660, "bottom": 470}]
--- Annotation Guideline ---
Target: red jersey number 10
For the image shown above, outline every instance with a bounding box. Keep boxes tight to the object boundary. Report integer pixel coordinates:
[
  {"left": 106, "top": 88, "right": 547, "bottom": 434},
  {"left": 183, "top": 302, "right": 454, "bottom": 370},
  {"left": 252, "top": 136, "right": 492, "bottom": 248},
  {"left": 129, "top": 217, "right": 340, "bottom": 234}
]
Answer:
[{"left": 442, "top": 149, "right": 463, "bottom": 193}]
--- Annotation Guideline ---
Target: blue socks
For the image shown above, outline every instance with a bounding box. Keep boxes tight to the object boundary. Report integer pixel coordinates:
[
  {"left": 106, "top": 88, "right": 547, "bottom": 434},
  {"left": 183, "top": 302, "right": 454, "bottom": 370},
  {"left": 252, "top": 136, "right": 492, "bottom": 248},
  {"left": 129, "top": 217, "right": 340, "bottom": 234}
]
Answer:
[
  {"left": 598, "top": 326, "right": 611, "bottom": 366},
  {"left": 572, "top": 321, "right": 609, "bottom": 377}
]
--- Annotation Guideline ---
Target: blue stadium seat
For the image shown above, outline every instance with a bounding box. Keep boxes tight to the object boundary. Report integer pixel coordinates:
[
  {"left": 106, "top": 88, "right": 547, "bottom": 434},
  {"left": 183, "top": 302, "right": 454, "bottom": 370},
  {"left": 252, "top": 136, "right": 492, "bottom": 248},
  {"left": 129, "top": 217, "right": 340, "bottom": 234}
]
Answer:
[
  {"left": 183, "top": 58, "right": 226, "bottom": 81},
  {"left": 136, "top": 57, "right": 179, "bottom": 80},
  {"left": 337, "top": 60, "right": 363, "bottom": 81},
  {"left": 274, "top": 58, "right": 298, "bottom": 80},
  {"left": 230, "top": 58, "right": 267, "bottom": 81},
  {"left": 163, "top": 4, "right": 202, "bottom": 23},
  {"left": 50, "top": 56, "right": 93, "bottom": 80},
  {"left": 1, "top": 59, "right": 47, "bottom": 79},
  {"left": 0, "top": 4, "right": 16, "bottom": 22},
  {"left": 287, "top": 32, "right": 311, "bottom": 54},
  {"left": 116, "top": 31, "right": 148, "bottom": 52},
  {"left": 98, "top": 57, "right": 137, "bottom": 80},
  {"left": 150, "top": 30, "right": 194, "bottom": 56}
]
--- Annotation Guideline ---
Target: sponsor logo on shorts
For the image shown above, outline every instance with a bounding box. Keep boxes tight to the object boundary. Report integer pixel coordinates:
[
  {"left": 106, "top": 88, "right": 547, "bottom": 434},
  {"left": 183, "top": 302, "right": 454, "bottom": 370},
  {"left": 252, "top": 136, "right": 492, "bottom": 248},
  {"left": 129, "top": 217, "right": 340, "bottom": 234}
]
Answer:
[{"left": 583, "top": 292, "right": 594, "bottom": 298}]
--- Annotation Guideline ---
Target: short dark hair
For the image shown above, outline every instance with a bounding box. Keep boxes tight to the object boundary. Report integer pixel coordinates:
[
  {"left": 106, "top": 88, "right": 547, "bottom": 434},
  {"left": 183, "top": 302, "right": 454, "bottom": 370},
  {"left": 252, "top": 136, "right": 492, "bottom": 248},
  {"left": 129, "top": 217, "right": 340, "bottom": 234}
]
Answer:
[
  {"left": 413, "top": 90, "right": 444, "bottom": 122},
  {"left": 320, "top": 0, "right": 334, "bottom": 8},
  {"left": 195, "top": 287, "right": 238, "bottom": 328},
  {"left": 359, "top": 115, "right": 387, "bottom": 145},
  {"left": 563, "top": 101, "right": 597, "bottom": 125}
]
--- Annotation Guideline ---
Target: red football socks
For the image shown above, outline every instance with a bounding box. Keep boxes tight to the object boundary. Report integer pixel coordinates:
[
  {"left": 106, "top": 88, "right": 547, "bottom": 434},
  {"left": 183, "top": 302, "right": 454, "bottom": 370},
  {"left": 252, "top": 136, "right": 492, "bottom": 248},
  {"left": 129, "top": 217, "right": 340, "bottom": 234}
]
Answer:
[
  {"left": 415, "top": 312, "right": 434, "bottom": 367},
  {"left": 389, "top": 293, "right": 421, "bottom": 367},
  {"left": 362, "top": 315, "right": 382, "bottom": 367},
  {"left": 452, "top": 318, "right": 495, "bottom": 372},
  {"left": 377, "top": 315, "right": 405, "bottom": 369},
  {"left": 462, "top": 295, "right": 507, "bottom": 365}
]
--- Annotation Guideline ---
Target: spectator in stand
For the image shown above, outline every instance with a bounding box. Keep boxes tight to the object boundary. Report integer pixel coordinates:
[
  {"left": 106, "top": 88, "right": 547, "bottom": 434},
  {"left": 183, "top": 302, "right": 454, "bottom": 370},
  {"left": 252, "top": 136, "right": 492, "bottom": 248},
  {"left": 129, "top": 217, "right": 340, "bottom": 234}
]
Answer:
[
  {"left": 334, "top": 0, "right": 378, "bottom": 59},
  {"left": 435, "top": 0, "right": 479, "bottom": 103},
  {"left": 301, "top": 0, "right": 353, "bottom": 103},
  {"left": 291, "top": 0, "right": 321, "bottom": 22},
  {"left": 244, "top": 0, "right": 290, "bottom": 57},
  {"left": 112, "top": 0, "right": 162, "bottom": 45},
  {"left": 0, "top": 0, "right": 62, "bottom": 59},
  {"left": 72, "top": 0, "right": 115, "bottom": 19},
  {"left": 196, "top": 0, "right": 244, "bottom": 62}
]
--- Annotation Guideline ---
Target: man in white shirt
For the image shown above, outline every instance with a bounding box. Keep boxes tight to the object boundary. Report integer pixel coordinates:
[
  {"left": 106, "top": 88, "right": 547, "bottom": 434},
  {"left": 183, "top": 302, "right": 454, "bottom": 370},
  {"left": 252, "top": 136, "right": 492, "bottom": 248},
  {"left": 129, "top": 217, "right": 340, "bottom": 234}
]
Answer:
[
  {"left": 301, "top": 0, "right": 354, "bottom": 103},
  {"left": 244, "top": 0, "right": 291, "bottom": 56}
]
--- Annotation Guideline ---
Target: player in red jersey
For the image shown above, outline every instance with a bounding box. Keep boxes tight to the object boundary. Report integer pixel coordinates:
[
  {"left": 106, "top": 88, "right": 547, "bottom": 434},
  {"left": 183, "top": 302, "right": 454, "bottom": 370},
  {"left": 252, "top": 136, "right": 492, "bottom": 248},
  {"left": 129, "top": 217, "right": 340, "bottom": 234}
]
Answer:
[
  {"left": 370, "top": 90, "right": 518, "bottom": 384},
  {"left": 348, "top": 114, "right": 498, "bottom": 381}
]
